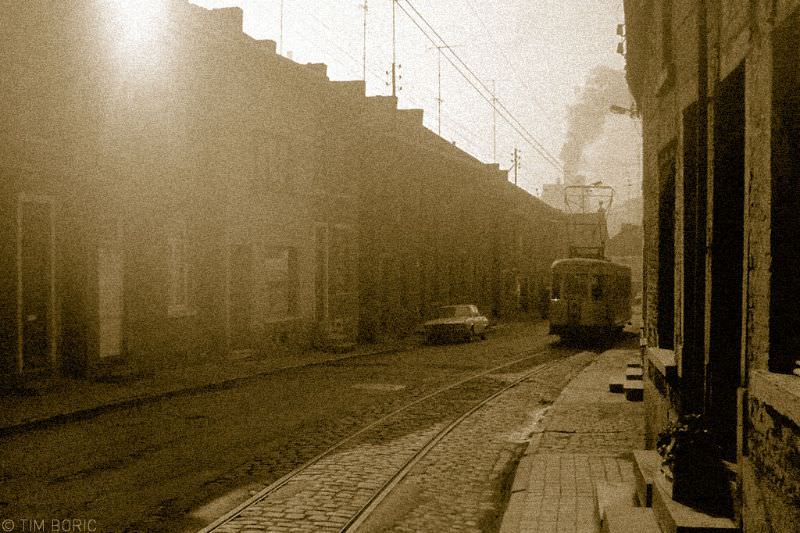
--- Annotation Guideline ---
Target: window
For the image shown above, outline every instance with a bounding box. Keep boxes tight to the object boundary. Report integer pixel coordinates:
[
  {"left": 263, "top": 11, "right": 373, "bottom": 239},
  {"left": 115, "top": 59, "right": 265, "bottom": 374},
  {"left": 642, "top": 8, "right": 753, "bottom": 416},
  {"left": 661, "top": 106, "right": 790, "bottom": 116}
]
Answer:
[
  {"left": 660, "top": 0, "right": 672, "bottom": 65},
  {"left": 657, "top": 143, "right": 676, "bottom": 350},
  {"left": 167, "top": 219, "right": 191, "bottom": 316},
  {"left": 330, "top": 226, "right": 356, "bottom": 295},
  {"left": 564, "top": 273, "right": 588, "bottom": 299},
  {"left": 770, "top": 14, "right": 800, "bottom": 374},
  {"left": 258, "top": 247, "right": 297, "bottom": 320},
  {"left": 551, "top": 272, "right": 561, "bottom": 299},
  {"left": 591, "top": 275, "right": 605, "bottom": 301},
  {"left": 253, "top": 133, "right": 294, "bottom": 189},
  {"left": 330, "top": 226, "right": 357, "bottom": 321}
]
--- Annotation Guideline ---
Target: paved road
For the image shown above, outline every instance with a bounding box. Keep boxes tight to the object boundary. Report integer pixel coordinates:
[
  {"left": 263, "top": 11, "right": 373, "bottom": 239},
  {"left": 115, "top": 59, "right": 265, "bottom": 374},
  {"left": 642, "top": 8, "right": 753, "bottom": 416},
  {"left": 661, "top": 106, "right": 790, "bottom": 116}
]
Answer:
[{"left": 0, "top": 321, "right": 579, "bottom": 533}]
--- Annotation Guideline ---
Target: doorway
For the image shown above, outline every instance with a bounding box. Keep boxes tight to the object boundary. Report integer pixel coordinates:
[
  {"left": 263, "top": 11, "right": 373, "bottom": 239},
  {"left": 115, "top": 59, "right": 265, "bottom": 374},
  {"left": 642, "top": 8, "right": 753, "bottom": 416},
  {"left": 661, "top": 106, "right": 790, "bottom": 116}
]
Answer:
[
  {"left": 229, "top": 244, "right": 253, "bottom": 351},
  {"left": 98, "top": 219, "right": 124, "bottom": 358},
  {"left": 17, "top": 196, "right": 55, "bottom": 372}
]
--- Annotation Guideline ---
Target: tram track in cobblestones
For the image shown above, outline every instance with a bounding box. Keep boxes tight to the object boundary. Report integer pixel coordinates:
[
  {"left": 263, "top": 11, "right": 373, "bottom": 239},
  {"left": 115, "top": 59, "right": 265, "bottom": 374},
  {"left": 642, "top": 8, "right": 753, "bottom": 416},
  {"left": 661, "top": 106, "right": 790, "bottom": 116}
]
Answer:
[
  {"left": 341, "top": 357, "right": 565, "bottom": 532},
  {"left": 201, "top": 345, "right": 577, "bottom": 533}
]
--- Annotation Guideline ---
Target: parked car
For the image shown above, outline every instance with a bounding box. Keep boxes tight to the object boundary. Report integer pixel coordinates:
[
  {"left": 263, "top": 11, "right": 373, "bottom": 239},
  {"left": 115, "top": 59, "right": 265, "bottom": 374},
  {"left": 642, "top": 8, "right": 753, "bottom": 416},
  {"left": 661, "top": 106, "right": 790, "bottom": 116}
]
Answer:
[{"left": 423, "top": 304, "right": 489, "bottom": 344}]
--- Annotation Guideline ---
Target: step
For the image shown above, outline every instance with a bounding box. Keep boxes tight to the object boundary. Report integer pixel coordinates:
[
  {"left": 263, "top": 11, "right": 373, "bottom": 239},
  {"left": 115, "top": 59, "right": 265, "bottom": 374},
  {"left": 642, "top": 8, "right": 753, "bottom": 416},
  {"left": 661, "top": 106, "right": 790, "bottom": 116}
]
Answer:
[
  {"left": 624, "top": 381, "right": 644, "bottom": 401},
  {"left": 609, "top": 377, "right": 625, "bottom": 393},
  {"left": 593, "top": 480, "right": 637, "bottom": 526},
  {"left": 632, "top": 450, "right": 660, "bottom": 507},
  {"left": 626, "top": 358, "right": 643, "bottom": 369},
  {"left": 602, "top": 506, "right": 660, "bottom": 533},
  {"left": 625, "top": 367, "right": 644, "bottom": 380},
  {"left": 651, "top": 467, "right": 739, "bottom": 533}
]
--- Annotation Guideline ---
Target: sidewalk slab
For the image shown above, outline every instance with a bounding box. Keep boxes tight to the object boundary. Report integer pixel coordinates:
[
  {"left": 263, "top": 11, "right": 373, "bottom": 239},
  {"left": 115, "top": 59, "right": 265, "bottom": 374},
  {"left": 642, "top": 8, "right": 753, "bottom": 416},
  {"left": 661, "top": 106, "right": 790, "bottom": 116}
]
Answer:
[{"left": 501, "top": 348, "right": 645, "bottom": 533}]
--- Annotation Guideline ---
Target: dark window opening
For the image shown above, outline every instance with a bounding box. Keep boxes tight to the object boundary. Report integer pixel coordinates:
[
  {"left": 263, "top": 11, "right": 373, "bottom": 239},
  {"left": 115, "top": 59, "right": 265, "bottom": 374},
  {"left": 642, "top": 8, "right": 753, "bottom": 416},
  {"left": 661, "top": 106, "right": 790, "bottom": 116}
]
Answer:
[
  {"left": 551, "top": 273, "right": 561, "bottom": 299},
  {"left": 591, "top": 275, "right": 605, "bottom": 301},
  {"left": 661, "top": 0, "right": 673, "bottom": 65},
  {"left": 708, "top": 63, "right": 745, "bottom": 462},
  {"left": 682, "top": 100, "right": 708, "bottom": 412},
  {"left": 657, "top": 143, "right": 676, "bottom": 350},
  {"left": 770, "top": 13, "right": 800, "bottom": 374}
]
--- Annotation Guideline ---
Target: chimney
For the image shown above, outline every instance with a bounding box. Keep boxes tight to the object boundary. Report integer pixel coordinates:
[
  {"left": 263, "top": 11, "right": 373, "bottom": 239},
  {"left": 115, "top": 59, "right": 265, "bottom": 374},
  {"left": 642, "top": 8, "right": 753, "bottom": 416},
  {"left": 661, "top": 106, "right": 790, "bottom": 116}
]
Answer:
[
  {"left": 398, "top": 109, "right": 424, "bottom": 127},
  {"left": 255, "top": 39, "right": 277, "bottom": 55},
  {"left": 305, "top": 63, "right": 329, "bottom": 79},
  {"left": 210, "top": 7, "right": 243, "bottom": 36},
  {"left": 332, "top": 80, "right": 366, "bottom": 98}
]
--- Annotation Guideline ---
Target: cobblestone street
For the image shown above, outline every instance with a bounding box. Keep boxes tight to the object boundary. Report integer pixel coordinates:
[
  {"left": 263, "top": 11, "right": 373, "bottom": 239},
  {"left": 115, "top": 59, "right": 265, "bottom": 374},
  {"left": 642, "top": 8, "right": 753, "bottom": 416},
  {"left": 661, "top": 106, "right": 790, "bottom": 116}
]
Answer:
[
  {"left": 202, "top": 345, "right": 599, "bottom": 533},
  {"left": 356, "top": 353, "right": 596, "bottom": 533},
  {"left": 1, "top": 321, "right": 587, "bottom": 532}
]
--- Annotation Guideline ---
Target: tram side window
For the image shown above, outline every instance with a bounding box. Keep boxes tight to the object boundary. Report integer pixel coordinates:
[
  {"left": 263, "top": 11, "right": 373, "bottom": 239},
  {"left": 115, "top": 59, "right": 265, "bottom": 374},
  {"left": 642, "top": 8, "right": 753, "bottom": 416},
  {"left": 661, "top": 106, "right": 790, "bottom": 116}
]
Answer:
[
  {"left": 591, "top": 275, "right": 605, "bottom": 301},
  {"left": 552, "top": 273, "right": 561, "bottom": 299}
]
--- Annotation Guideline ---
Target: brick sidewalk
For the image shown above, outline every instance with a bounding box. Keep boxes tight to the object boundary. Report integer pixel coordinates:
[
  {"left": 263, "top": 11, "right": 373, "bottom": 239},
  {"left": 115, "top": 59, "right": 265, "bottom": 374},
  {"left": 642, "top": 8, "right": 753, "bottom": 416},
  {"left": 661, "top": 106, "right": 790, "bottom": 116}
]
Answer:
[{"left": 500, "top": 348, "right": 645, "bottom": 533}]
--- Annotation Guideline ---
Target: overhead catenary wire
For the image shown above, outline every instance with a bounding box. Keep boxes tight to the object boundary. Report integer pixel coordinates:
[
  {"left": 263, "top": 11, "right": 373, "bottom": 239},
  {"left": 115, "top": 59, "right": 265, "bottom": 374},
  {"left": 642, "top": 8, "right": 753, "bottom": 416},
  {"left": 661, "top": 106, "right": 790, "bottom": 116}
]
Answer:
[
  {"left": 460, "top": 0, "right": 561, "bottom": 124},
  {"left": 395, "top": 0, "right": 564, "bottom": 174},
  {"left": 399, "top": 0, "right": 563, "bottom": 171},
  {"left": 304, "top": 5, "right": 490, "bottom": 156}
]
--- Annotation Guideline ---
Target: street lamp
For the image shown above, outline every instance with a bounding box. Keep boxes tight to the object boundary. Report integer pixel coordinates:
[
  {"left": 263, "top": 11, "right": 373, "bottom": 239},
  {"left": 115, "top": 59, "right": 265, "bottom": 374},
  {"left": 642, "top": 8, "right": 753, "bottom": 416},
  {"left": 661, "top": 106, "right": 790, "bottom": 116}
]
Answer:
[{"left": 609, "top": 104, "right": 639, "bottom": 118}]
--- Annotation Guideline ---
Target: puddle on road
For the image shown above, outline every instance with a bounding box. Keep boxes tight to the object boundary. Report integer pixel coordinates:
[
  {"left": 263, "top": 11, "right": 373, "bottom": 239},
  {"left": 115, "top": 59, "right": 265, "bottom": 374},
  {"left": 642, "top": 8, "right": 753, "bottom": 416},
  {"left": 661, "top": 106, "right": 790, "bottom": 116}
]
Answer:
[
  {"left": 352, "top": 383, "right": 407, "bottom": 392},
  {"left": 187, "top": 482, "right": 263, "bottom": 531},
  {"left": 501, "top": 405, "right": 551, "bottom": 443}
]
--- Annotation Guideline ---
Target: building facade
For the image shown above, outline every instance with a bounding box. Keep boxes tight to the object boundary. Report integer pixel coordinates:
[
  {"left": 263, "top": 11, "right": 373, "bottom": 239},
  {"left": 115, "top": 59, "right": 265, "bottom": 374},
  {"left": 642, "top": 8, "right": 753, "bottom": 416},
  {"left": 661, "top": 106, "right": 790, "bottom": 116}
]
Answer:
[
  {"left": 624, "top": 0, "right": 800, "bottom": 530},
  {"left": 1, "top": 0, "right": 566, "bottom": 384}
]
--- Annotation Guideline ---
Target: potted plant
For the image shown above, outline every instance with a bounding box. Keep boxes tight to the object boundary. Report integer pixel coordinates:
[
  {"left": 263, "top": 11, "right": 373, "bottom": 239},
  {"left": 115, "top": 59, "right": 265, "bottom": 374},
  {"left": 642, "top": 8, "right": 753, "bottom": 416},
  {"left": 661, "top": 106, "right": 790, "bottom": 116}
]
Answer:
[{"left": 656, "top": 414, "right": 732, "bottom": 515}]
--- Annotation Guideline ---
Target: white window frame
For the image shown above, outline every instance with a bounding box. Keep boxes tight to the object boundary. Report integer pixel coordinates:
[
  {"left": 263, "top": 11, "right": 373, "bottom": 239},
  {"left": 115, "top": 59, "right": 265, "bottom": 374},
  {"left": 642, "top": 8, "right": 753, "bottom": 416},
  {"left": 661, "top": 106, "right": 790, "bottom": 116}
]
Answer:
[
  {"left": 257, "top": 245, "right": 298, "bottom": 323},
  {"left": 166, "top": 218, "right": 193, "bottom": 317},
  {"left": 15, "top": 193, "right": 57, "bottom": 373}
]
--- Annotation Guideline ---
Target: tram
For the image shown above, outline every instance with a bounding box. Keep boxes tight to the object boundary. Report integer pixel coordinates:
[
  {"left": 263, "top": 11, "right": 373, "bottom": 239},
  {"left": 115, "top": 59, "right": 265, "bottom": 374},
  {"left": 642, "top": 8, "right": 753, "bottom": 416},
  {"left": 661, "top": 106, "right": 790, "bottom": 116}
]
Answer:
[{"left": 548, "top": 257, "right": 632, "bottom": 339}]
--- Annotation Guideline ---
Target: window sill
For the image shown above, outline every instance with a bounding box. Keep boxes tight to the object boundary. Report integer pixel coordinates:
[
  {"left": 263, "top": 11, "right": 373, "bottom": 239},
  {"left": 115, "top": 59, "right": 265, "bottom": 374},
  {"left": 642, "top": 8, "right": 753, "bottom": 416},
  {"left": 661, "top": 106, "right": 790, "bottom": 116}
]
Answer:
[
  {"left": 257, "top": 316, "right": 302, "bottom": 326},
  {"left": 646, "top": 347, "right": 677, "bottom": 380},
  {"left": 750, "top": 370, "right": 800, "bottom": 428}
]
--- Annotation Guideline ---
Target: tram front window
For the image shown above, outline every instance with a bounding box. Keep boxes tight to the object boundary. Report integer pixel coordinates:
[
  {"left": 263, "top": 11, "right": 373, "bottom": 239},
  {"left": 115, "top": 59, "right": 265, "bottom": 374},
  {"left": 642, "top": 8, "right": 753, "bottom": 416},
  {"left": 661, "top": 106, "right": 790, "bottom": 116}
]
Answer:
[
  {"left": 563, "top": 273, "right": 589, "bottom": 299},
  {"left": 591, "top": 275, "right": 605, "bottom": 301},
  {"left": 552, "top": 273, "right": 562, "bottom": 299}
]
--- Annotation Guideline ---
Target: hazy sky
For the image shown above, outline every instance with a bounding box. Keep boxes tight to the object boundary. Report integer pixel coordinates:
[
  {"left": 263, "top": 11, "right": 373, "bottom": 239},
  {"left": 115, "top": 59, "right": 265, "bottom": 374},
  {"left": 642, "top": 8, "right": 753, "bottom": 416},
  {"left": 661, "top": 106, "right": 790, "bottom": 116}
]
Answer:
[{"left": 190, "top": 0, "right": 627, "bottom": 195}]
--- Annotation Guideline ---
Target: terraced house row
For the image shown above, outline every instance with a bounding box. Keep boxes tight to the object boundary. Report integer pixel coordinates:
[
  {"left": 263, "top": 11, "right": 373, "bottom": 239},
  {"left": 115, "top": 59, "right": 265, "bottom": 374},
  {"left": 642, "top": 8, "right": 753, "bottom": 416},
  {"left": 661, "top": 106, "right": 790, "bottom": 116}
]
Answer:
[
  {"left": 624, "top": 0, "right": 800, "bottom": 530},
  {"left": 0, "top": 0, "right": 566, "bottom": 384}
]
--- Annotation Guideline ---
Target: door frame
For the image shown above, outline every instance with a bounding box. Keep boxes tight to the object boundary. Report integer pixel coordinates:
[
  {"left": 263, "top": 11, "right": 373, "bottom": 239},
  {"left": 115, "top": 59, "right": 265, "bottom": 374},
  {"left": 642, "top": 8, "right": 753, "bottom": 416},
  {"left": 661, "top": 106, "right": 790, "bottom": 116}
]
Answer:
[
  {"left": 16, "top": 193, "right": 57, "bottom": 374},
  {"left": 98, "top": 217, "right": 124, "bottom": 359}
]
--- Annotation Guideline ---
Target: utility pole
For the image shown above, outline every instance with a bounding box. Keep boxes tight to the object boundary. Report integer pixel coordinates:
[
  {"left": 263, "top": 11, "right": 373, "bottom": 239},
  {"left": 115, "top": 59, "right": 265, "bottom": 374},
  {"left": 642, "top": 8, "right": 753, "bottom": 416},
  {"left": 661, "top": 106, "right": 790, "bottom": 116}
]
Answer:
[
  {"left": 279, "top": 0, "right": 284, "bottom": 55},
  {"left": 391, "top": 0, "right": 397, "bottom": 97},
  {"left": 491, "top": 80, "right": 497, "bottom": 162},
  {"left": 361, "top": 0, "right": 368, "bottom": 82},
  {"left": 511, "top": 148, "right": 521, "bottom": 186},
  {"left": 428, "top": 44, "right": 461, "bottom": 136}
]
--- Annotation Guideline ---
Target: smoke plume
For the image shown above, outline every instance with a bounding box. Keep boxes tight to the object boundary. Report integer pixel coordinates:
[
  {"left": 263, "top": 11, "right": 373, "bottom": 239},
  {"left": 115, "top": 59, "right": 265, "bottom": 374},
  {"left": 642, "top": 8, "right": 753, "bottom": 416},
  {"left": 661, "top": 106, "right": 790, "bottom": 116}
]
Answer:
[{"left": 560, "top": 66, "right": 631, "bottom": 185}]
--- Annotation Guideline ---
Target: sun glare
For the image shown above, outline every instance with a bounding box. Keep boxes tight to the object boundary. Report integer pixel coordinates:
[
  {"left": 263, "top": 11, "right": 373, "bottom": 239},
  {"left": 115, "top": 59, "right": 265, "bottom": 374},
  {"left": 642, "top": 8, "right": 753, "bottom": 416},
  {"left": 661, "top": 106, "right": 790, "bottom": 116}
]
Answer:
[{"left": 106, "top": 0, "right": 168, "bottom": 68}]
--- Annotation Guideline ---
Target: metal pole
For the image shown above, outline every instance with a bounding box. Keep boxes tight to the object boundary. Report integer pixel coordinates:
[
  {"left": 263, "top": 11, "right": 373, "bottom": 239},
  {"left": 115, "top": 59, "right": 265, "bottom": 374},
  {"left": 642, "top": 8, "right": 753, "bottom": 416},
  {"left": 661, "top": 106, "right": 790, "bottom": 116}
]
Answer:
[
  {"left": 279, "top": 0, "right": 284, "bottom": 55},
  {"left": 492, "top": 80, "right": 497, "bottom": 162},
  {"left": 391, "top": 0, "right": 397, "bottom": 97},
  {"left": 513, "top": 148, "right": 519, "bottom": 185},
  {"left": 362, "top": 1, "right": 368, "bottom": 82},
  {"left": 437, "top": 48, "right": 442, "bottom": 135}
]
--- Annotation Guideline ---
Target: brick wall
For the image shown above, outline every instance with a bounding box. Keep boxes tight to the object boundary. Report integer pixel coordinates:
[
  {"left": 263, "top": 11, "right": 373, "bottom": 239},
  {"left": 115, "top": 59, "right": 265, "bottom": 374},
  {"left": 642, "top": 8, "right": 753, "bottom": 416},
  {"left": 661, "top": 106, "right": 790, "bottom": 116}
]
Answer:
[{"left": 624, "top": 0, "right": 800, "bottom": 529}]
